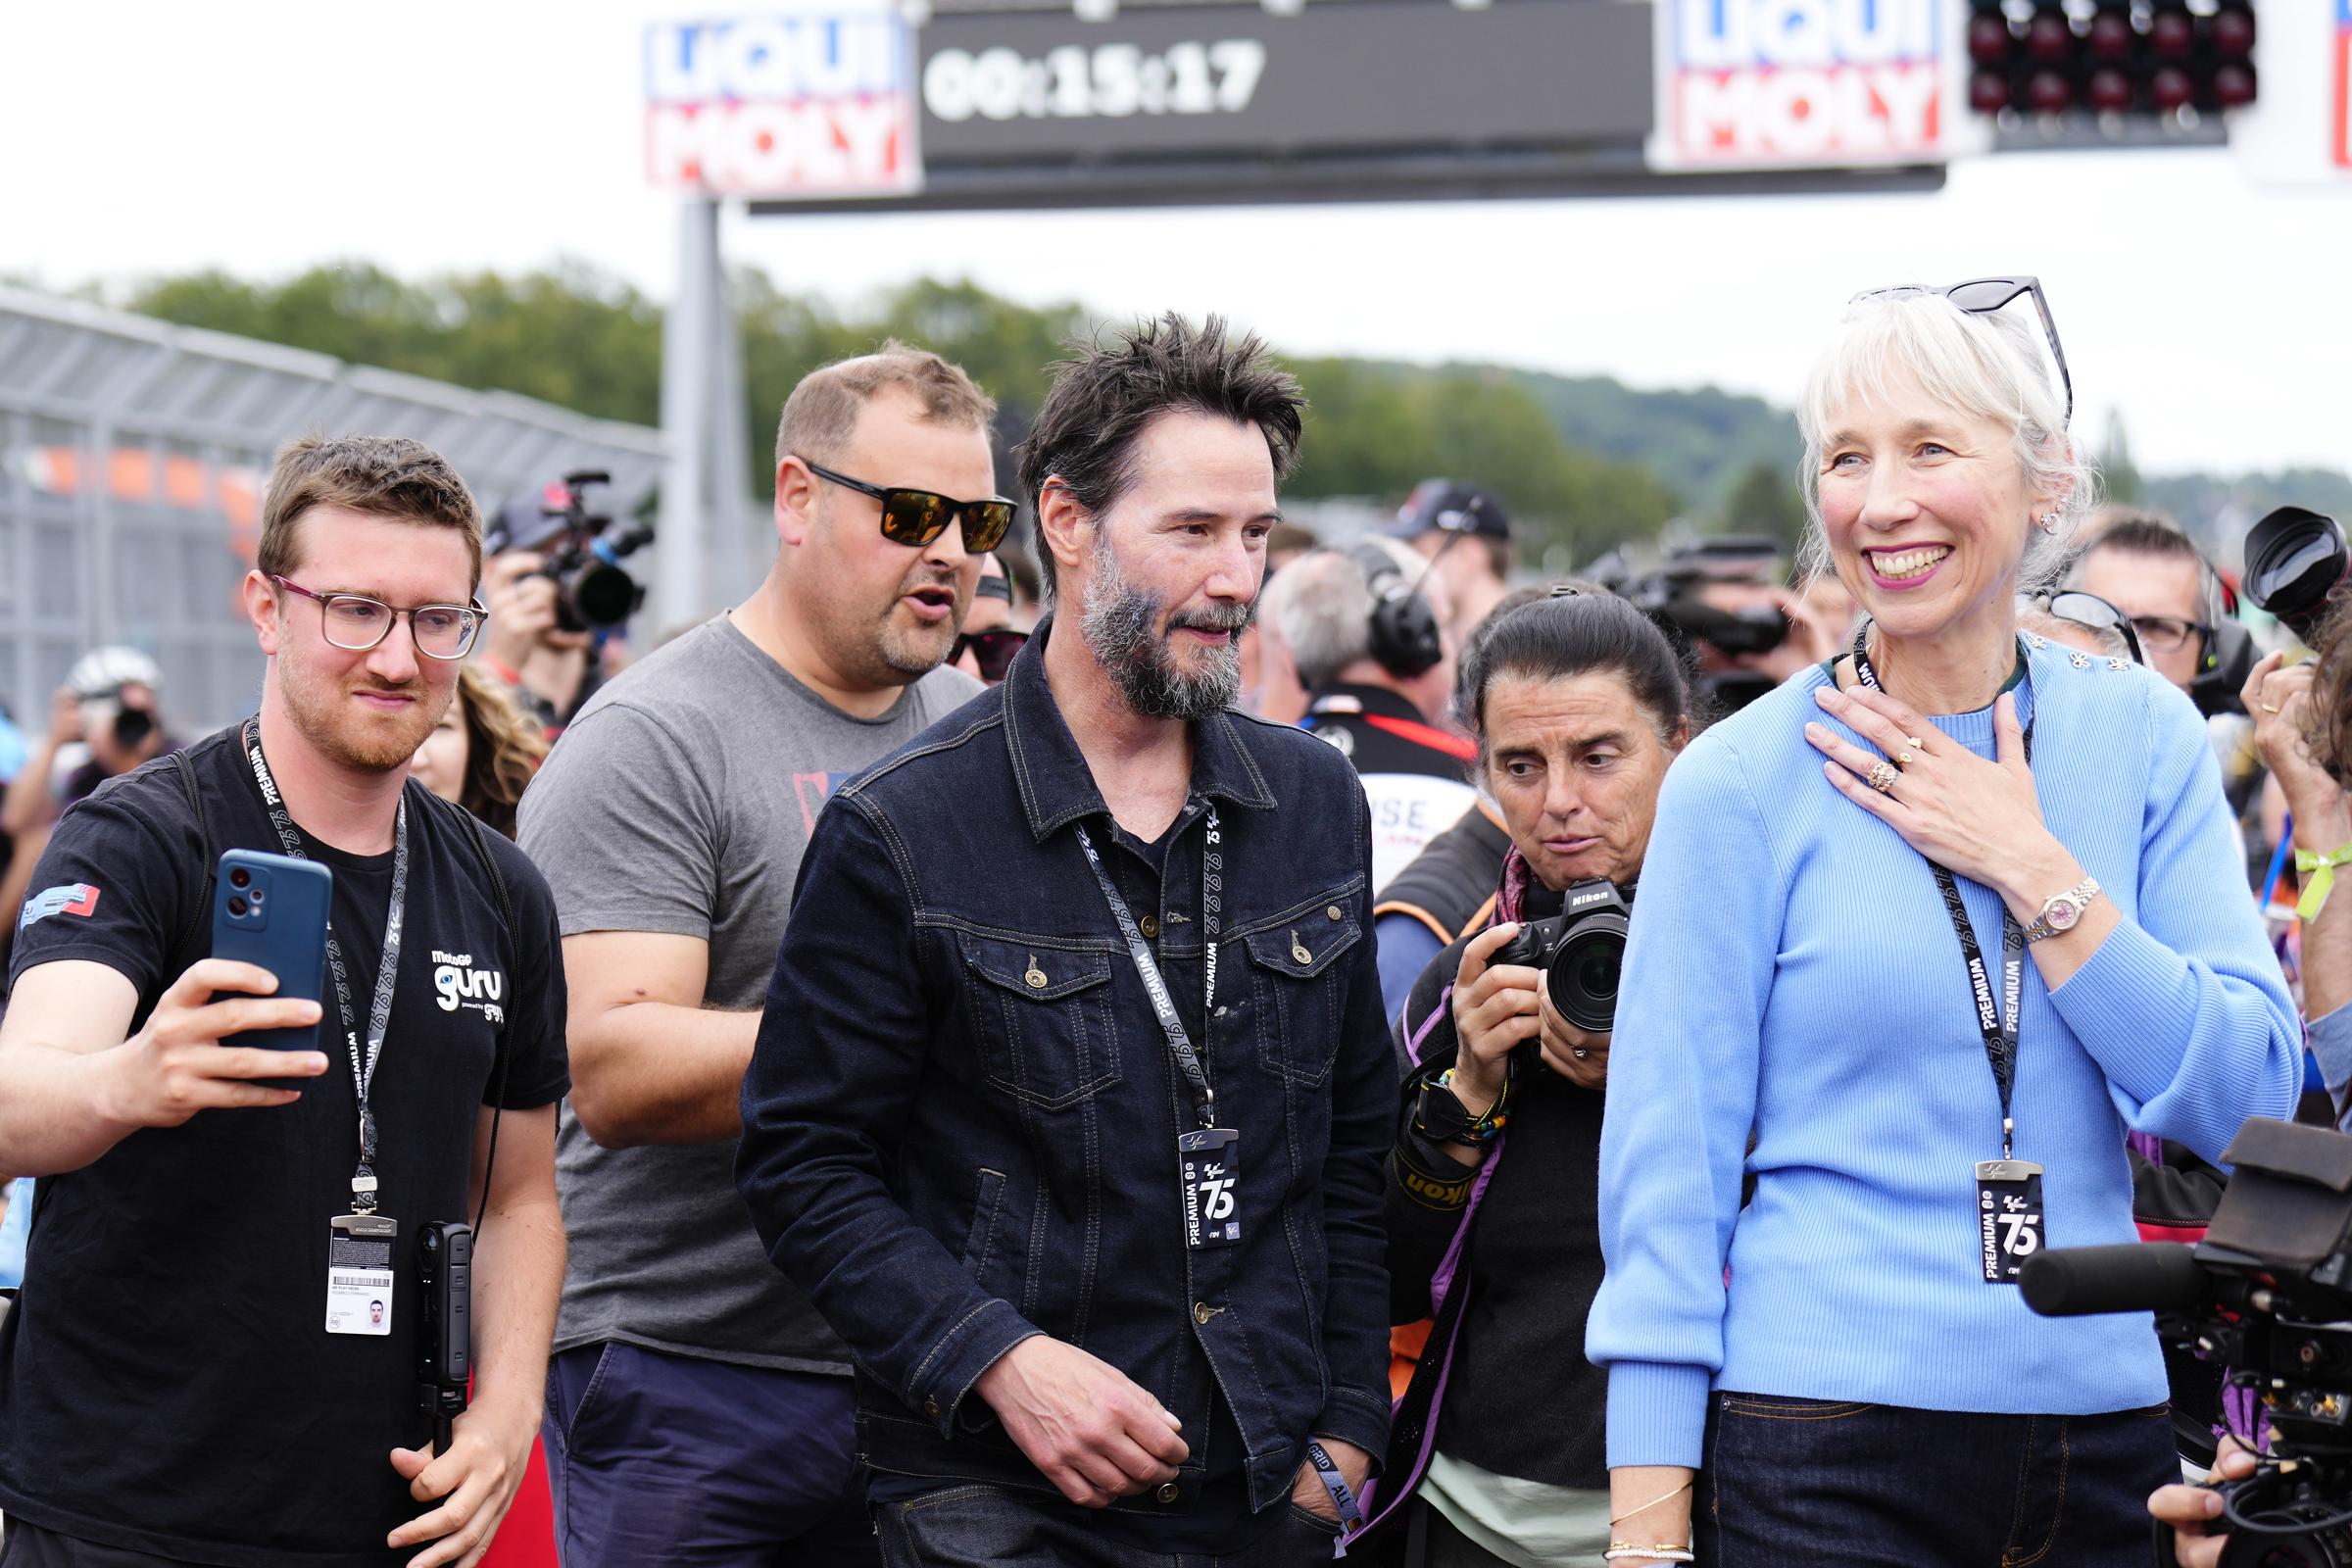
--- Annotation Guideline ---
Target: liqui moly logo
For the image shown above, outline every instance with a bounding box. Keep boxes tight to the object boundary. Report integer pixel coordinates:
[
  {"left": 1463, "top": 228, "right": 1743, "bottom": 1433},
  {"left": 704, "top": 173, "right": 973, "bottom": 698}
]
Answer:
[
  {"left": 644, "top": 12, "right": 922, "bottom": 198},
  {"left": 1648, "top": 0, "right": 1986, "bottom": 171}
]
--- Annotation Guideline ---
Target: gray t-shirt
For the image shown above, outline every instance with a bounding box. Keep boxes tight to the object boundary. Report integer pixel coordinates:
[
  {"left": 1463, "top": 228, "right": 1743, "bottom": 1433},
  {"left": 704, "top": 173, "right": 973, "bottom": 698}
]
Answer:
[{"left": 519, "top": 614, "right": 983, "bottom": 1370}]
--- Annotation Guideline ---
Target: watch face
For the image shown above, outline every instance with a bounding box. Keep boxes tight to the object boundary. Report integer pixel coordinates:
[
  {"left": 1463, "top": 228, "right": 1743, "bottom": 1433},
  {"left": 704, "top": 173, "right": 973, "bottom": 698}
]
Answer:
[{"left": 2046, "top": 897, "right": 2083, "bottom": 930}]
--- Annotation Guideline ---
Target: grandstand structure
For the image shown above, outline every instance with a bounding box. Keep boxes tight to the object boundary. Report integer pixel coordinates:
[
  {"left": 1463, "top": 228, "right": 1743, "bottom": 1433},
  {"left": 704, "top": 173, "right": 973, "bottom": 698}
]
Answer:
[{"left": 0, "top": 287, "right": 665, "bottom": 735}]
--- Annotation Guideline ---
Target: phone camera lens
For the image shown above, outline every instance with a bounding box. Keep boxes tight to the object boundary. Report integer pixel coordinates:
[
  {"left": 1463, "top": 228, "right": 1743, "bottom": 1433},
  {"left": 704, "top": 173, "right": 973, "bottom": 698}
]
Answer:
[
  {"left": 248, "top": 887, "right": 266, "bottom": 905},
  {"left": 228, "top": 867, "right": 252, "bottom": 889},
  {"left": 226, "top": 896, "right": 248, "bottom": 917}
]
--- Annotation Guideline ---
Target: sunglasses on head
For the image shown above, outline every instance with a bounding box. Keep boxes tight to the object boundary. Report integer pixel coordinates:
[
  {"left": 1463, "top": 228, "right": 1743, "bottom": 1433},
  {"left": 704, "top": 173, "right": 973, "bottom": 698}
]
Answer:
[
  {"left": 1849, "top": 275, "right": 2073, "bottom": 428},
  {"left": 952, "top": 627, "right": 1029, "bottom": 683},
  {"left": 800, "top": 459, "right": 1016, "bottom": 555}
]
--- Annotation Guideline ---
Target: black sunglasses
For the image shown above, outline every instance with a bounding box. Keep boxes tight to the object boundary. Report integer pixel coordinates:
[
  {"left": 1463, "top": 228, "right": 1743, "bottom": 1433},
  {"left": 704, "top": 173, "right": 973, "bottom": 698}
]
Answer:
[
  {"left": 800, "top": 459, "right": 1016, "bottom": 554},
  {"left": 2040, "top": 589, "right": 2145, "bottom": 666},
  {"left": 1851, "top": 275, "right": 2073, "bottom": 428},
  {"left": 952, "top": 627, "right": 1029, "bottom": 682}
]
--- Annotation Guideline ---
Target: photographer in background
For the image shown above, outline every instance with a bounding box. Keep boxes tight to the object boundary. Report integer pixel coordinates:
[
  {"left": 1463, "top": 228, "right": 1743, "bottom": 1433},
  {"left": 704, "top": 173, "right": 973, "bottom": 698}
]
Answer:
[
  {"left": 1364, "top": 591, "right": 1690, "bottom": 1565},
  {"left": 476, "top": 549, "right": 595, "bottom": 734}
]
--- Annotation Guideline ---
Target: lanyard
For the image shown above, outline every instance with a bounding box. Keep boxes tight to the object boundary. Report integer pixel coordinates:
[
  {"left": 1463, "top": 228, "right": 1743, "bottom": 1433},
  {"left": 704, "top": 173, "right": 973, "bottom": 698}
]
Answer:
[
  {"left": 1848, "top": 628, "right": 2032, "bottom": 1160},
  {"left": 242, "top": 722, "right": 410, "bottom": 1213},
  {"left": 1073, "top": 802, "right": 1223, "bottom": 1129}
]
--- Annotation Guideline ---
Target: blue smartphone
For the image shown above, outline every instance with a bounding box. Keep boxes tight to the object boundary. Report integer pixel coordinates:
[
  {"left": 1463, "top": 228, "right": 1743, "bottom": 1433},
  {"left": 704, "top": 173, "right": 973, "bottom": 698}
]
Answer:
[{"left": 210, "top": 849, "right": 333, "bottom": 1091}]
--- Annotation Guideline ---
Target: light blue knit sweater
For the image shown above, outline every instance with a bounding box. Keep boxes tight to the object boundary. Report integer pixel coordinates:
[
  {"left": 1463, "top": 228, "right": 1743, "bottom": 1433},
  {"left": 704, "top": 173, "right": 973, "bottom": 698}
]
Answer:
[{"left": 1587, "top": 639, "right": 2302, "bottom": 1469}]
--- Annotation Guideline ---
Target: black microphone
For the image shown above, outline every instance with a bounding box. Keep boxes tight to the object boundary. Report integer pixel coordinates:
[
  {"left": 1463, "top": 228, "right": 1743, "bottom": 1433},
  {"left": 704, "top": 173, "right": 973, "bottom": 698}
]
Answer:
[{"left": 2019, "top": 1243, "right": 2205, "bottom": 1318}]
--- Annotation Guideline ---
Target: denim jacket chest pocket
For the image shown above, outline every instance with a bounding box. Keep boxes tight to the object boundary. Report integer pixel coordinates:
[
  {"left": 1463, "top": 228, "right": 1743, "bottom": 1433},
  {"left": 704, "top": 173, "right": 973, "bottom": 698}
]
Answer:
[
  {"left": 1240, "top": 896, "right": 1362, "bottom": 1085},
  {"left": 956, "top": 935, "right": 1123, "bottom": 1109}
]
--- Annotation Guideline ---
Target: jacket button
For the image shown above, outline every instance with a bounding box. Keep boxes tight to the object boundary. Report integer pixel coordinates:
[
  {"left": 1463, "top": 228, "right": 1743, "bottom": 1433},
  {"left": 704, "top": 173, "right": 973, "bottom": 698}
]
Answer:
[
  {"left": 1327, "top": 906, "right": 1343, "bottom": 921},
  {"left": 1156, "top": 1482, "right": 1180, "bottom": 1503},
  {"left": 1140, "top": 914, "right": 1159, "bottom": 938},
  {"left": 924, "top": 1396, "right": 941, "bottom": 1418},
  {"left": 1194, "top": 1300, "right": 1213, "bottom": 1325}
]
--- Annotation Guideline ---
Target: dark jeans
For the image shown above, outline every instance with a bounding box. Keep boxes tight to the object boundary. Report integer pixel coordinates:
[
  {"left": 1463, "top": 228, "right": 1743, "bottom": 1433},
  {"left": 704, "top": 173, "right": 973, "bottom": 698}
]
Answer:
[
  {"left": 871, "top": 1483, "right": 1344, "bottom": 1567},
  {"left": 542, "top": 1341, "right": 877, "bottom": 1568},
  {"left": 1697, "top": 1392, "right": 2177, "bottom": 1568}
]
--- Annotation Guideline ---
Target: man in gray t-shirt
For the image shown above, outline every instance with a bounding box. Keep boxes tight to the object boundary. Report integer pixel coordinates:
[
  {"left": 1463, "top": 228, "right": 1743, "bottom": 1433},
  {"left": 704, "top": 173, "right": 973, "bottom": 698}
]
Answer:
[{"left": 519, "top": 344, "right": 1004, "bottom": 1568}]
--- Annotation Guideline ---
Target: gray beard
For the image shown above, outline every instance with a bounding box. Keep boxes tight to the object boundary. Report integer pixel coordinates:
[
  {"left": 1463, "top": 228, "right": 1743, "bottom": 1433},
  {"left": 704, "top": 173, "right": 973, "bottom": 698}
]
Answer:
[{"left": 1076, "top": 541, "right": 1252, "bottom": 721}]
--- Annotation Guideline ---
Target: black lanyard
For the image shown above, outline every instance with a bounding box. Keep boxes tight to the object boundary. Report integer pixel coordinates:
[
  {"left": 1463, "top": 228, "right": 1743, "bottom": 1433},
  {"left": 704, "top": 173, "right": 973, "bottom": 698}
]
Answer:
[
  {"left": 1073, "top": 802, "right": 1223, "bottom": 1129},
  {"left": 1848, "top": 628, "right": 2032, "bottom": 1160},
  {"left": 243, "top": 722, "right": 410, "bottom": 1213}
]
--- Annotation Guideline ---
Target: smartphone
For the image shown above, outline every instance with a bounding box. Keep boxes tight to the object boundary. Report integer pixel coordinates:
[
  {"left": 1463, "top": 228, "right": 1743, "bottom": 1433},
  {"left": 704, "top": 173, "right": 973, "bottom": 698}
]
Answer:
[{"left": 210, "top": 849, "right": 333, "bottom": 1091}]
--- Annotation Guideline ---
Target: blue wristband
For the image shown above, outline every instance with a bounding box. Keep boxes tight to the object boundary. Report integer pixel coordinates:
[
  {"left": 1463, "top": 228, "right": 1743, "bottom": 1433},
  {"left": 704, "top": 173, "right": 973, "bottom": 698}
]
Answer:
[{"left": 1305, "top": 1440, "right": 1364, "bottom": 1537}]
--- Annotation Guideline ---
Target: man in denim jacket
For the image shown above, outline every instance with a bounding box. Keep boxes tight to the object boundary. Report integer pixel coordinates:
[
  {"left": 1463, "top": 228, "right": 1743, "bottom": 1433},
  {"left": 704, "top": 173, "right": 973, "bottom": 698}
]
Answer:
[{"left": 738, "top": 315, "right": 1394, "bottom": 1566}]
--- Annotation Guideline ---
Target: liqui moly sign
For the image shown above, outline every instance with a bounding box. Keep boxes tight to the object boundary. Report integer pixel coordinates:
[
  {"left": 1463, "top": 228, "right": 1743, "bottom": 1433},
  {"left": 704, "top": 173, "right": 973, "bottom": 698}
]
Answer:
[
  {"left": 645, "top": 12, "right": 922, "bottom": 197},
  {"left": 1648, "top": 0, "right": 1987, "bottom": 172}
]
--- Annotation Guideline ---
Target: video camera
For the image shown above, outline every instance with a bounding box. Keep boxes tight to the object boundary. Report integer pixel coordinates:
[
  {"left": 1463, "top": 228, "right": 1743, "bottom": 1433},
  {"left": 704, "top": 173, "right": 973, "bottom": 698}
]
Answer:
[
  {"left": 487, "top": 470, "right": 653, "bottom": 635},
  {"left": 2023, "top": 1118, "right": 2352, "bottom": 1567},
  {"left": 1586, "top": 535, "right": 1791, "bottom": 712}
]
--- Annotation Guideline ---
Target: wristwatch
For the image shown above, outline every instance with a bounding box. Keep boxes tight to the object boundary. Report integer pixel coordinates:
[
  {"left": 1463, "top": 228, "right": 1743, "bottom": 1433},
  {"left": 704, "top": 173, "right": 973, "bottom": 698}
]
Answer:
[{"left": 2024, "top": 877, "right": 2101, "bottom": 943}]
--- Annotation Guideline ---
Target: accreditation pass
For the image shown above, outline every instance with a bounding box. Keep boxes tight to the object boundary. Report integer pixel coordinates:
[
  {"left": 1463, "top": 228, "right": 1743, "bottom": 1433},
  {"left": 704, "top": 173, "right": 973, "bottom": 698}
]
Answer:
[{"left": 324, "top": 1215, "right": 397, "bottom": 1336}]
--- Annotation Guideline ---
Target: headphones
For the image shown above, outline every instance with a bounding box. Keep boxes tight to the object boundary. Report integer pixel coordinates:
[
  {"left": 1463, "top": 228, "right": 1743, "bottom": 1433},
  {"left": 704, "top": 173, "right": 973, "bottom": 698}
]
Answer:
[
  {"left": 2190, "top": 550, "right": 2256, "bottom": 718},
  {"left": 1346, "top": 541, "right": 1445, "bottom": 680}
]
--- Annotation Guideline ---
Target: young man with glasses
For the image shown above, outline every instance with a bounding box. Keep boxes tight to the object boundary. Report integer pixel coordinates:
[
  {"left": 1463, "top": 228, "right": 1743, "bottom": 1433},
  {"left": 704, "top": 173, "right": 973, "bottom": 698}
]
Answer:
[
  {"left": 0, "top": 434, "right": 571, "bottom": 1568},
  {"left": 516, "top": 343, "right": 996, "bottom": 1568},
  {"left": 739, "top": 315, "right": 1394, "bottom": 1566}
]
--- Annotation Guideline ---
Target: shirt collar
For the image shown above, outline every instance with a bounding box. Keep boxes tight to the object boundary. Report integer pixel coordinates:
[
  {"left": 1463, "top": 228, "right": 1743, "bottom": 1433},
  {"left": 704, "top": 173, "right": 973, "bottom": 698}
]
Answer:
[{"left": 1002, "top": 613, "right": 1279, "bottom": 844}]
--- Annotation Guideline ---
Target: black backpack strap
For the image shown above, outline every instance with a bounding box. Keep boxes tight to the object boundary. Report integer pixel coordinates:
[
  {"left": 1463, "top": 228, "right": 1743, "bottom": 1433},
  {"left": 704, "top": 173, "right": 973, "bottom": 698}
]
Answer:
[
  {"left": 171, "top": 749, "right": 215, "bottom": 962},
  {"left": 438, "top": 793, "right": 519, "bottom": 1234}
]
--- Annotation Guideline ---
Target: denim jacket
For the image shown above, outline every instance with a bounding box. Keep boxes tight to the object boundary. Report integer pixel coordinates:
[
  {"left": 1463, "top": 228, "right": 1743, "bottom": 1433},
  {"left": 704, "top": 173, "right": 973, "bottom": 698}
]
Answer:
[{"left": 738, "top": 618, "right": 1395, "bottom": 1520}]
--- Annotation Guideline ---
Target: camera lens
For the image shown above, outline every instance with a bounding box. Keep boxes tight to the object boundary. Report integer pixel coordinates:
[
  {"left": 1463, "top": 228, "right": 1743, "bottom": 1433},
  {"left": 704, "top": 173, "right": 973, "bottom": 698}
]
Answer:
[
  {"left": 226, "top": 896, "right": 248, "bottom": 917},
  {"left": 248, "top": 887, "right": 266, "bottom": 906},
  {"left": 1548, "top": 918, "right": 1631, "bottom": 1035},
  {"left": 229, "top": 867, "right": 252, "bottom": 889}
]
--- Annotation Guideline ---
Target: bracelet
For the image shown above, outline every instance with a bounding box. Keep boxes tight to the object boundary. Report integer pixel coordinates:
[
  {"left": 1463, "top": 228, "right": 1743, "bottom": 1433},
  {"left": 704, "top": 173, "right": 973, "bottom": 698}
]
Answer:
[
  {"left": 1608, "top": 1476, "right": 1692, "bottom": 1526},
  {"left": 1604, "top": 1547, "right": 1694, "bottom": 1564},
  {"left": 1435, "top": 1067, "right": 1510, "bottom": 1144},
  {"left": 2297, "top": 840, "right": 2352, "bottom": 921}
]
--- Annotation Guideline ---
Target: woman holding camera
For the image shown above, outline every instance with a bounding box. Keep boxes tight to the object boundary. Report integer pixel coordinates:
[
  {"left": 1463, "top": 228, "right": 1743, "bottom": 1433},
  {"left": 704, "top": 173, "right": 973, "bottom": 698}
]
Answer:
[
  {"left": 1368, "top": 591, "right": 1691, "bottom": 1567},
  {"left": 1587, "top": 283, "right": 2302, "bottom": 1568}
]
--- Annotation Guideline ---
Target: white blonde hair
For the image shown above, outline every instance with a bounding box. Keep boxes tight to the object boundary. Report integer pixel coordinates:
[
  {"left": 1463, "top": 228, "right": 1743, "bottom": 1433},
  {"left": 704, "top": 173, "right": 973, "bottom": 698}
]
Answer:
[{"left": 1795, "top": 289, "right": 2096, "bottom": 594}]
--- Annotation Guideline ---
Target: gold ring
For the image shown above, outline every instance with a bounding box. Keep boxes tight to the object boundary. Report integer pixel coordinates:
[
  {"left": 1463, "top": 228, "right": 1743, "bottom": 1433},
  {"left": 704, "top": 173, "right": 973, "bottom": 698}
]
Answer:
[
  {"left": 2264, "top": 702, "right": 2280, "bottom": 714},
  {"left": 1905, "top": 735, "right": 1925, "bottom": 752},
  {"left": 1894, "top": 750, "right": 1915, "bottom": 767},
  {"left": 1867, "top": 760, "right": 1900, "bottom": 794}
]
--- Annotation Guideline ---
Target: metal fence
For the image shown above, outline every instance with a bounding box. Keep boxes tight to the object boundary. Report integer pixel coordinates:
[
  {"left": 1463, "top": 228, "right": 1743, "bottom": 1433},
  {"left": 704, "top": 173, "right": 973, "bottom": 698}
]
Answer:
[{"left": 0, "top": 287, "right": 666, "bottom": 735}]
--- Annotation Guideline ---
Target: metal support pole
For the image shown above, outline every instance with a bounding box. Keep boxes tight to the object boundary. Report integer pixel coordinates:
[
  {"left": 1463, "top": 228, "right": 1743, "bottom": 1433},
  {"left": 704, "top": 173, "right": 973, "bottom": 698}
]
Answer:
[{"left": 656, "top": 198, "right": 725, "bottom": 634}]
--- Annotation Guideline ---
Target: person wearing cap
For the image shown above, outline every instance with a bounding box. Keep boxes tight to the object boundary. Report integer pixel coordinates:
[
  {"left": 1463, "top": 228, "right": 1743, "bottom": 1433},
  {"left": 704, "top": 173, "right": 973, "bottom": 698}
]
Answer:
[
  {"left": 1390, "top": 479, "right": 1515, "bottom": 649},
  {"left": 1, "top": 648, "right": 176, "bottom": 849}
]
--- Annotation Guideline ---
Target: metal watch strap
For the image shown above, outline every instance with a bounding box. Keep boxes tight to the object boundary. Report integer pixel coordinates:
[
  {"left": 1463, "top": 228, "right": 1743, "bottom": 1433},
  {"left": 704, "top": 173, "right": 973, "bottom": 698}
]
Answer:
[{"left": 2025, "top": 878, "right": 2100, "bottom": 943}]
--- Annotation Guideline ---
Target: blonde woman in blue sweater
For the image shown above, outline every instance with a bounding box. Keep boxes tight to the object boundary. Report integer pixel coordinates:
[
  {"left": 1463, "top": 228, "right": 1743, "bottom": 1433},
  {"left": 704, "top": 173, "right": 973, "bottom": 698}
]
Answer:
[{"left": 1587, "top": 281, "right": 2301, "bottom": 1568}]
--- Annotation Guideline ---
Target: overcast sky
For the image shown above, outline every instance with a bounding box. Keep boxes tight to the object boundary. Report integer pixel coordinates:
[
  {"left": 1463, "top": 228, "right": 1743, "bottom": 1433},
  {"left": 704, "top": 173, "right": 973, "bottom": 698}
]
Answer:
[{"left": 6, "top": 1, "right": 2346, "bottom": 475}]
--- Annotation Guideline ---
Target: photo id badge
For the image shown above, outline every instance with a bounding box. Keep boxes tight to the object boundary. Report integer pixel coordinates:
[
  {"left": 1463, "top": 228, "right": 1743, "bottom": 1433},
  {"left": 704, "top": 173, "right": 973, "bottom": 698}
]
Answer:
[
  {"left": 325, "top": 1212, "right": 398, "bottom": 1337},
  {"left": 1178, "top": 1128, "right": 1242, "bottom": 1250},
  {"left": 1975, "top": 1159, "right": 2046, "bottom": 1285}
]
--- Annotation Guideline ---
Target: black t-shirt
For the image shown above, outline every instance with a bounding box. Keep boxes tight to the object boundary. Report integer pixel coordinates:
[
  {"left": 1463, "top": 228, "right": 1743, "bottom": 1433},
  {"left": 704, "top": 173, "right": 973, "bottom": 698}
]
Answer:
[{"left": 0, "top": 724, "right": 568, "bottom": 1568}]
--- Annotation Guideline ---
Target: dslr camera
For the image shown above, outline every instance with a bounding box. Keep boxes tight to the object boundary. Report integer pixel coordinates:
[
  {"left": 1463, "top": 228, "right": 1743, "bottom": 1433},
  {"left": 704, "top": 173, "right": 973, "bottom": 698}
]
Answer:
[
  {"left": 1493, "top": 880, "right": 1632, "bottom": 1035},
  {"left": 2023, "top": 1118, "right": 2352, "bottom": 1567},
  {"left": 487, "top": 470, "right": 654, "bottom": 634},
  {"left": 2245, "top": 506, "right": 2349, "bottom": 647}
]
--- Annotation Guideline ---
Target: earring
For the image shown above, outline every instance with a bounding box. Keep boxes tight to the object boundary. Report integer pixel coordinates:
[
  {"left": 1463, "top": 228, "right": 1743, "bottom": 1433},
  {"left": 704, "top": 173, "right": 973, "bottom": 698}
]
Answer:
[{"left": 2036, "top": 513, "right": 2059, "bottom": 534}]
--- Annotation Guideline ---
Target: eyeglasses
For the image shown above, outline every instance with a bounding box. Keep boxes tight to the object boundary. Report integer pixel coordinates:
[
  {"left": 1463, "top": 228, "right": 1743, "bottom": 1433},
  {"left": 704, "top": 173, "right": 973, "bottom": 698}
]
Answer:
[
  {"left": 800, "top": 459, "right": 1017, "bottom": 555},
  {"left": 2040, "top": 590, "right": 2145, "bottom": 665},
  {"left": 952, "top": 627, "right": 1029, "bottom": 683},
  {"left": 2122, "top": 612, "right": 2208, "bottom": 656},
  {"left": 1850, "top": 275, "right": 2073, "bottom": 428},
  {"left": 270, "top": 575, "right": 487, "bottom": 661}
]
